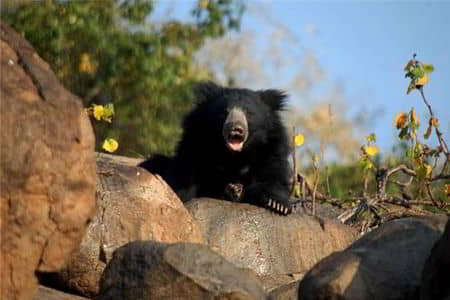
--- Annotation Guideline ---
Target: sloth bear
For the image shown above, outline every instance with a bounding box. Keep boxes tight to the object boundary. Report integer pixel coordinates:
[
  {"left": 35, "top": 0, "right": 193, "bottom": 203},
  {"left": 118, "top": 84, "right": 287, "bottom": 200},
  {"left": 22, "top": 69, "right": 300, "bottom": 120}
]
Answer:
[{"left": 140, "top": 82, "right": 293, "bottom": 215}]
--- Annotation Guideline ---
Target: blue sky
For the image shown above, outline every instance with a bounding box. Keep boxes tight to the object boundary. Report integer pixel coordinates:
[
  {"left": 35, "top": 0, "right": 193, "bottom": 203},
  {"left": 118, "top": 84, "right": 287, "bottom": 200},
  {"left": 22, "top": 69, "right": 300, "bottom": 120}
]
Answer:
[{"left": 154, "top": 0, "right": 449, "bottom": 156}]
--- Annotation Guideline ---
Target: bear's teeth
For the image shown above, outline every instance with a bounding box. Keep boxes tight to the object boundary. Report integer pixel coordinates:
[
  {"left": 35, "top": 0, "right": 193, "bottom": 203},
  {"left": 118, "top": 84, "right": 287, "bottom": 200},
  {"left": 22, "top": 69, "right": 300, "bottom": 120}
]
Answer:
[
  {"left": 272, "top": 201, "right": 277, "bottom": 209},
  {"left": 268, "top": 199, "right": 273, "bottom": 207},
  {"left": 284, "top": 207, "right": 288, "bottom": 214},
  {"left": 276, "top": 203, "right": 280, "bottom": 211}
]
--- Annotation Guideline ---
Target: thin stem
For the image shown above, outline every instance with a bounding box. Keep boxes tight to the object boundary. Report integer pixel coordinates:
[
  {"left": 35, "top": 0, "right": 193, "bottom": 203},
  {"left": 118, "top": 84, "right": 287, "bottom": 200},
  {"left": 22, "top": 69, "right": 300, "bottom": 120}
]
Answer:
[
  {"left": 419, "top": 87, "right": 449, "bottom": 154},
  {"left": 290, "top": 127, "right": 297, "bottom": 196},
  {"left": 387, "top": 164, "right": 416, "bottom": 177},
  {"left": 426, "top": 183, "right": 440, "bottom": 208}
]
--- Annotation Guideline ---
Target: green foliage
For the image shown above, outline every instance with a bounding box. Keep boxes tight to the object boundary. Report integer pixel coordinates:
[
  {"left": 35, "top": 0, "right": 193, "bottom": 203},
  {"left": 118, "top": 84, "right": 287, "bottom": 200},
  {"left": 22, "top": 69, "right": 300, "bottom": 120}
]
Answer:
[
  {"left": 324, "top": 163, "right": 374, "bottom": 199},
  {"left": 3, "top": 0, "right": 244, "bottom": 156},
  {"left": 365, "top": 133, "right": 377, "bottom": 143},
  {"left": 404, "top": 54, "right": 434, "bottom": 94}
]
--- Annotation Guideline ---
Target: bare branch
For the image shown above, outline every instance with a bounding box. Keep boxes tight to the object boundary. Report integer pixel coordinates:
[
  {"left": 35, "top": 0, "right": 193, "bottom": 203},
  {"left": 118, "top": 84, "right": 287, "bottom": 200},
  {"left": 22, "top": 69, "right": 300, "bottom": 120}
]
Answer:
[
  {"left": 431, "top": 174, "right": 450, "bottom": 181},
  {"left": 387, "top": 164, "right": 416, "bottom": 177},
  {"left": 426, "top": 183, "right": 440, "bottom": 208},
  {"left": 419, "top": 87, "right": 449, "bottom": 154},
  {"left": 389, "top": 176, "right": 413, "bottom": 188}
]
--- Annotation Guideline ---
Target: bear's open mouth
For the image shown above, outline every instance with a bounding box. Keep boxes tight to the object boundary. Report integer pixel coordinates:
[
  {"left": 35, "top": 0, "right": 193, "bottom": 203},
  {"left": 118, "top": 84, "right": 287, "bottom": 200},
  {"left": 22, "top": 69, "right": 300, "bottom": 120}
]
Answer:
[{"left": 226, "top": 130, "right": 245, "bottom": 152}]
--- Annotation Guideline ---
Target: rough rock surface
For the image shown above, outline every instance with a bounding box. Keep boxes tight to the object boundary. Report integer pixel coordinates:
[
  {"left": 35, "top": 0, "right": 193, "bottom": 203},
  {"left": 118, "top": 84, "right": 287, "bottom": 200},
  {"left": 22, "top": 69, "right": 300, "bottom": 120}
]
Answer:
[
  {"left": 33, "top": 286, "right": 91, "bottom": 300},
  {"left": 298, "top": 216, "right": 448, "bottom": 300},
  {"left": 420, "top": 218, "right": 450, "bottom": 300},
  {"left": 0, "top": 22, "right": 96, "bottom": 300},
  {"left": 99, "top": 241, "right": 269, "bottom": 300},
  {"left": 51, "top": 153, "right": 203, "bottom": 297},
  {"left": 269, "top": 281, "right": 300, "bottom": 300},
  {"left": 186, "top": 198, "right": 357, "bottom": 290}
]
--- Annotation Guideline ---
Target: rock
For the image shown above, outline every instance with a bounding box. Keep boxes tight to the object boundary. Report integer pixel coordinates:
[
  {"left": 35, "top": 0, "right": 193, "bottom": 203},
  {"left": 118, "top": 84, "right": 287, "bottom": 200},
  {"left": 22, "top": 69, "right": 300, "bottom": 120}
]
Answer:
[
  {"left": 0, "top": 22, "right": 96, "bottom": 300},
  {"left": 269, "top": 281, "right": 300, "bottom": 300},
  {"left": 98, "top": 241, "right": 269, "bottom": 300},
  {"left": 50, "top": 153, "right": 203, "bottom": 297},
  {"left": 420, "top": 218, "right": 450, "bottom": 300},
  {"left": 33, "top": 286, "right": 91, "bottom": 300},
  {"left": 185, "top": 198, "right": 357, "bottom": 290},
  {"left": 298, "top": 216, "right": 448, "bottom": 300}
]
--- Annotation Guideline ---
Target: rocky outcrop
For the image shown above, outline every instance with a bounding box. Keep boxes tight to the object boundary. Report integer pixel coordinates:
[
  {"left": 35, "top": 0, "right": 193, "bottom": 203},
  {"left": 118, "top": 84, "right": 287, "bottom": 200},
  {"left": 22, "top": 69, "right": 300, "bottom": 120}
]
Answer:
[
  {"left": 269, "top": 281, "right": 300, "bottom": 300},
  {"left": 33, "top": 286, "right": 91, "bottom": 300},
  {"left": 98, "top": 241, "right": 269, "bottom": 300},
  {"left": 50, "top": 153, "right": 204, "bottom": 297},
  {"left": 0, "top": 22, "right": 96, "bottom": 300},
  {"left": 186, "top": 198, "right": 357, "bottom": 290},
  {"left": 420, "top": 218, "right": 450, "bottom": 300},
  {"left": 298, "top": 216, "right": 448, "bottom": 300}
]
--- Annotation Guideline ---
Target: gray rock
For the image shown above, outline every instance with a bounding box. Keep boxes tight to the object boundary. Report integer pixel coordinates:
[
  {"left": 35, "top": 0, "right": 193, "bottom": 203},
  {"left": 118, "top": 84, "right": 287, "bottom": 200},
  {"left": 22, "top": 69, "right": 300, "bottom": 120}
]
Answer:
[
  {"left": 51, "top": 153, "right": 203, "bottom": 297},
  {"left": 99, "top": 241, "right": 269, "bottom": 300},
  {"left": 299, "top": 216, "right": 448, "bottom": 300},
  {"left": 420, "top": 218, "right": 450, "bottom": 300},
  {"left": 186, "top": 198, "right": 357, "bottom": 290}
]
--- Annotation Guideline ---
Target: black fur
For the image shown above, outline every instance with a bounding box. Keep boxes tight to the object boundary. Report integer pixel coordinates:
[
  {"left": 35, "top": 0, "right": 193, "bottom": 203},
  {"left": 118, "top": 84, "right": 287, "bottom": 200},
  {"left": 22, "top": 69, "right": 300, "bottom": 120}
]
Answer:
[{"left": 140, "top": 82, "right": 293, "bottom": 215}]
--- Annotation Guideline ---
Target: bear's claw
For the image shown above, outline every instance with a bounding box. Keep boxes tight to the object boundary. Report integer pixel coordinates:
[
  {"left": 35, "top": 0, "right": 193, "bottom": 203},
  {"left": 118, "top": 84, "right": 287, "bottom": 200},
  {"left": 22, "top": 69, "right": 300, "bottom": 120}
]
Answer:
[{"left": 267, "top": 198, "right": 291, "bottom": 215}]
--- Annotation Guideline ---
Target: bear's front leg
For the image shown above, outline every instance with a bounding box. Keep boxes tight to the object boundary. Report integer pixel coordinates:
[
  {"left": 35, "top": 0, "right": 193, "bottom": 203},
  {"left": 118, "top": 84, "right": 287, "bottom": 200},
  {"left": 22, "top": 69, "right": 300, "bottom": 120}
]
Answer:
[{"left": 239, "top": 156, "right": 292, "bottom": 215}]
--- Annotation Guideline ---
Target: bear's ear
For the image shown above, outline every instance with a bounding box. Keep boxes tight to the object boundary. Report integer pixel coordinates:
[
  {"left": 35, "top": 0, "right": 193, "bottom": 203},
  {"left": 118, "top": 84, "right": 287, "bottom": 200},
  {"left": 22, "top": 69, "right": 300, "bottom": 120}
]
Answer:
[
  {"left": 194, "top": 81, "right": 225, "bottom": 103},
  {"left": 258, "top": 89, "right": 288, "bottom": 111}
]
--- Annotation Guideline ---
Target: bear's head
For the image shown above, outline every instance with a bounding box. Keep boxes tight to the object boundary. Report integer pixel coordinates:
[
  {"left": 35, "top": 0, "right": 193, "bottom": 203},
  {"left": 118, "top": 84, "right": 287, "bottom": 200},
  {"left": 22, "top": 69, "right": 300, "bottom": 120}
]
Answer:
[{"left": 192, "top": 82, "right": 287, "bottom": 153}]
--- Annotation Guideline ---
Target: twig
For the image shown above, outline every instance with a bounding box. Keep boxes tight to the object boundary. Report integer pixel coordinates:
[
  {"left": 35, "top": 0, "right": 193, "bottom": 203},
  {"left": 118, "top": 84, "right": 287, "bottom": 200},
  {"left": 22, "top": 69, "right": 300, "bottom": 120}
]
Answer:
[
  {"left": 296, "top": 172, "right": 340, "bottom": 202},
  {"left": 290, "top": 128, "right": 297, "bottom": 196},
  {"left": 387, "top": 164, "right": 416, "bottom": 177},
  {"left": 419, "top": 87, "right": 449, "bottom": 154},
  {"left": 312, "top": 171, "right": 319, "bottom": 216},
  {"left": 326, "top": 166, "right": 331, "bottom": 197},
  {"left": 389, "top": 177, "right": 413, "bottom": 188},
  {"left": 431, "top": 174, "right": 450, "bottom": 181},
  {"left": 425, "top": 183, "right": 440, "bottom": 208},
  {"left": 363, "top": 171, "right": 369, "bottom": 198}
]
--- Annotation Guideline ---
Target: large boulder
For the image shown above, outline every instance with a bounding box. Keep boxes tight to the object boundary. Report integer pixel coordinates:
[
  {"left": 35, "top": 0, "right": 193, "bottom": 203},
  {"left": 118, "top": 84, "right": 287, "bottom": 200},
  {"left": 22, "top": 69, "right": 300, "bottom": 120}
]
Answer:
[
  {"left": 420, "top": 218, "right": 450, "bottom": 300},
  {"left": 99, "top": 241, "right": 269, "bottom": 300},
  {"left": 50, "top": 153, "right": 204, "bottom": 297},
  {"left": 186, "top": 198, "right": 357, "bottom": 290},
  {"left": 33, "top": 286, "right": 91, "bottom": 300},
  {"left": 0, "top": 22, "right": 96, "bottom": 300},
  {"left": 298, "top": 216, "right": 448, "bottom": 300}
]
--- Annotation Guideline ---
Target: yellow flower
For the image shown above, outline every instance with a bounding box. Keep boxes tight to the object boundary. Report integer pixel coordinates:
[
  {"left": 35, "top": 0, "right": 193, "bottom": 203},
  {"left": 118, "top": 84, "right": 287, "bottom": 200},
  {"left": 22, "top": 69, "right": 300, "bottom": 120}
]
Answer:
[
  {"left": 199, "top": 0, "right": 209, "bottom": 9},
  {"left": 411, "top": 108, "right": 420, "bottom": 126},
  {"left": 102, "top": 138, "right": 119, "bottom": 153},
  {"left": 429, "top": 117, "right": 440, "bottom": 128},
  {"left": 79, "top": 53, "right": 96, "bottom": 74},
  {"left": 416, "top": 73, "right": 429, "bottom": 87},
  {"left": 444, "top": 184, "right": 450, "bottom": 196},
  {"left": 364, "top": 146, "right": 378, "bottom": 157},
  {"left": 93, "top": 104, "right": 104, "bottom": 121},
  {"left": 416, "top": 163, "right": 432, "bottom": 179},
  {"left": 395, "top": 112, "right": 408, "bottom": 129},
  {"left": 294, "top": 134, "right": 305, "bottom": 146}
]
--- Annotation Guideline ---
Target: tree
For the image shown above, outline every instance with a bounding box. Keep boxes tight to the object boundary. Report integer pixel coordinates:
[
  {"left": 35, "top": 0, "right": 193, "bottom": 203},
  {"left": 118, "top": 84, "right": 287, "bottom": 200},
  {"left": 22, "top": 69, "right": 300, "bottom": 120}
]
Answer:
[{"left": 2, "top": 0, "right": 244, "bottom": 156}]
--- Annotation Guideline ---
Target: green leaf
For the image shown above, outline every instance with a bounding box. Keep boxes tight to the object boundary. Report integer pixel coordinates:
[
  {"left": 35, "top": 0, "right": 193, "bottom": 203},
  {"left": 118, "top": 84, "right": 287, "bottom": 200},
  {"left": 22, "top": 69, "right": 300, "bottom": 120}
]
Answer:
[
  {"left": 411, "top": 67, "right": 424, "bottom": 78},
  {"left": 399, "top": 127, "right": 409, "bottom": 140},
  {"left": 405, "top": 148, "right": 414, "bottom": 160},
  {"left": 359, "top": 158, "right": 373, "bottom": 170},
  {"left": 366, "top": 133, "right": 377, "bottom": 143},
  {"left": 102, "top": 103, "right": 115, "bottom": 123},
  {"left": 423, "top": 64, "right": 435, "bottom": 73},
  {"left": 292, "top": 184, "right": 301, "bottom": 198},
  {"left": 406, "top": 81, "right": 416, "bottom": 94}
]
